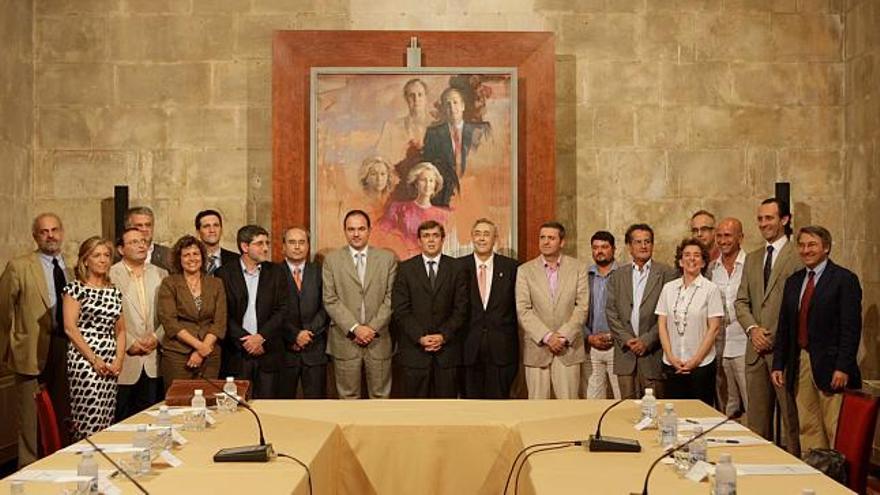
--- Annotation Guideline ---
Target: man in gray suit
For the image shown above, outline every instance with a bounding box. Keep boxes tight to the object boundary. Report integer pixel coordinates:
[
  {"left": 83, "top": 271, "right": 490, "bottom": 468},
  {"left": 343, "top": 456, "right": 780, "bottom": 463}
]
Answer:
[
  {"left": 323, "top": 210, "right": 397, "bottom": 399},
  {"left": 735, "top": 198, "right": 802, "bottom": 456},
  {"left": 126, "top": 206, "right": 172, "bottom": 273},
  {"left": 606, "top": 224, "right": 677, "bottom": 399},
  {"left": 110, "top": 227, "right": 168, "bottom": 421}
]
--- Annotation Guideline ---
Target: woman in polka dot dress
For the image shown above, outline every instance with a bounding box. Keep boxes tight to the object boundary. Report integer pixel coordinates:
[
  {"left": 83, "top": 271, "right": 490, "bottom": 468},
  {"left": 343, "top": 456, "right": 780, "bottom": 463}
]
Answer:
[{"left": 62, "top": 236, "right": 125, "bottom": 441}]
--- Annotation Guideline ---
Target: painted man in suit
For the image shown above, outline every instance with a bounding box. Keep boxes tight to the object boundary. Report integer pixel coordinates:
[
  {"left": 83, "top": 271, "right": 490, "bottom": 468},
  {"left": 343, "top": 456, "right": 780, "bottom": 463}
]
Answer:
[
  {"left": 0, "top": 213, "right": 72, "bottom": 466},
  {"left": 393, "top": 220, "right": 468, "bottom": 398},
  {"left": 606, "top": 223, "right": 677, "bottom": 399},
  {"left": 735, "top": 197, "right": 802, "bottom": 456},
  {"left": 195, "top": 209, "right": 238, "bottom": 276},
  {"left": 278, "top": 227, "right": 329, "bottom": 399},
  {"left": 323, "top": 210, "right": 397, "bottom": 399},
  {"left": 772, "top": 226, "right": 862, "bottom": 451},
  {"left": 216, "top": 225, "right": 288, "bottom": 398},
  {"left": 126, "top": 206, "right": 172, "bottom": 273},
  {"left": 421, "top": 87, "right": 489, "bottom": 207},
  {"left": 459, "top": 218, "right": 519, "bottom": 399},
  {"left": 516, "top": 221, "right": 588, "bottom": 399},
  {"left": 109, "top": 227, "right": 168, "bottom": 421}
]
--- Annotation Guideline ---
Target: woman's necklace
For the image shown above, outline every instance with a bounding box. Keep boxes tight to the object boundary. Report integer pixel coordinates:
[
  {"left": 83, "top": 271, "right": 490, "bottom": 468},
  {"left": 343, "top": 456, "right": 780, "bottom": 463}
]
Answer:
[
  {"left": 672, "top": 280, "right": 699, "bottom": 337},
  {"left": 185, "top": 274, "right": 201, "bottom": 296}
]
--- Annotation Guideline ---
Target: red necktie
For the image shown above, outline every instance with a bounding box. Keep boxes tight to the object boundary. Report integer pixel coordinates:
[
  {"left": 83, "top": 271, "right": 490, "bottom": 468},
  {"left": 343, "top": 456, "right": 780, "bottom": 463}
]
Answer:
[
  {"left": 797, "top": 271, "right": 815, "bottom": 349},
  {"left": 478, "top": 264, "right": 488, "bottom": 308},
  {"left": 293, "top": 267, "right": 302, "bottom": 291},
  {"left": 452, "top": 126, "right": 462, "bottom": 173}
]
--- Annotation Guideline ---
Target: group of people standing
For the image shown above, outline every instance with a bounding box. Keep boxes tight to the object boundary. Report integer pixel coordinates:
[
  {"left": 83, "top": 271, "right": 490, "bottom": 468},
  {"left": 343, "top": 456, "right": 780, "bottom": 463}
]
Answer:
[{"left": 0, "top": 196, "right": 862, "bottom": 468}]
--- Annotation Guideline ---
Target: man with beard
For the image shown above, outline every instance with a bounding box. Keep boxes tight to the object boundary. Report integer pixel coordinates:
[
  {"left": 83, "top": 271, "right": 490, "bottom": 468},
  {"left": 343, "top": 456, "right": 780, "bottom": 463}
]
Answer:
[{"left": 582, "top": 231, "right": 620, "bottom": 399}]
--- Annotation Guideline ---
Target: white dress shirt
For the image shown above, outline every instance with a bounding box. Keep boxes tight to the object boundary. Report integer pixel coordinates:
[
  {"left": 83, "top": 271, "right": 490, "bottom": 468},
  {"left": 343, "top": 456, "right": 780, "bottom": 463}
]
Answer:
[{"left": 711, "top": 250, "right": 747, "bottom": 358}]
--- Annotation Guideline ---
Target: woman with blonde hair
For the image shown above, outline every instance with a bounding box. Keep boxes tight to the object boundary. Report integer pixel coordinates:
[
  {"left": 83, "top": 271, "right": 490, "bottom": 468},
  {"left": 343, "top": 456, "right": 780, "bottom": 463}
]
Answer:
[
  {"left": 378, "top": 161, "right": 451, "bottom": 256},
  {"left": 62, "top": 236, "right": 124, "bottom": 440}
]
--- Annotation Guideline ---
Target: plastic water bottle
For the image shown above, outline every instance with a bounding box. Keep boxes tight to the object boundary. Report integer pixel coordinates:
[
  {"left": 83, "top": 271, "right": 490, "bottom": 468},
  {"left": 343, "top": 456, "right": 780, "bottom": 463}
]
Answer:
[
  {"left": 712, "top": 453, "right": 737, "bottom": 495},
  {"left": 641, "top": 388, "right": 657, "bottom": 423},
  {"left": 156, "top": 405, "right": 172, "bottom": 427},
  {"left": 223, "top": 376, "right": 238, "bottom": 412},
  {"left": 688, "top": 425, "right": 707, "bottom": 465},
  {"left": 189, "top": 389, "right": 207, "bottom": 431},
  {"left": 658, "top": 403, "right": 678, "bottom": 448},
  {"left": 10, "top": 480, "right": 25, "bottom": 494},
  {"left": 76, "top": 449, "right": 99, "bottom": 494},
  {"left": 132, "top": 424, "right": 151, "bottom": 475}
]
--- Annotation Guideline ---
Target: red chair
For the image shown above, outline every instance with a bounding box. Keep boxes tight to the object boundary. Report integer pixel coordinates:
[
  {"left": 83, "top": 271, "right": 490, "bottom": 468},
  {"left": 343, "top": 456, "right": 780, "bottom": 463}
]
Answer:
[
  {"left": 835, "top": 390, "right": 880, "bottom": 494},
  {"left": 34, "top": 386, "right": 62, "bottom": 457}
]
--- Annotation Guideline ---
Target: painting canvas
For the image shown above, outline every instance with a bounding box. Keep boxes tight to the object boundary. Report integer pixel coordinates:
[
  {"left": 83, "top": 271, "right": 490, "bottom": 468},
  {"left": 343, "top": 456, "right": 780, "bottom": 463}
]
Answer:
[{"left": 310, "top": 68, "right": 517, "bottom": 260}]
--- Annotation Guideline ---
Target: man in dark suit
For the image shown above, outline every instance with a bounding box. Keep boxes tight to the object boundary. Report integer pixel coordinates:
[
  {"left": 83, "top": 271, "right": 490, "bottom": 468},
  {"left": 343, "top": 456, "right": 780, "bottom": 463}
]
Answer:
[
  {"left": 216, "top": 225, "right": 288, "bottom": 398},
  {"left": 458, "top": 218, "right": 519, "bottom": 399},
  {"left": 421, "top": 87, "right": 489, "bottom": 207},
  {"left": 195, "top": 209, "right": 238, "bottom": 275},
  {"left": 126, "top": 206, "right": 172, "bottom": 272},
  {"left": 278, "top": 227, "right": 328, "bottom": 399},
  {"left": 772, "top": 226, "right": 862, "bottom": 452},
  {"left": 392, "top": 220, "right": 468, "bottom": 398}
]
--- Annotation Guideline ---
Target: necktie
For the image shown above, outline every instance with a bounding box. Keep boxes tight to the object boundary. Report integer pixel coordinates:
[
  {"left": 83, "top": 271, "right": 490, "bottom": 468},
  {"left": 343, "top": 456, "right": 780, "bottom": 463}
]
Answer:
[
  {"left": 763, "top": 245, "right": 774, "bottom": 291},
  {"left": 52, "top": 258, "right": 66, "bottom": 333},
  {"left": 207, "top": 255, "right": 218, "bottom": 275},
  {"left": 798, "top": 271, "right": 816, "bottom": 349},
  {"left": 427, "top": 260, "right": 437, "bottom": 289},
  {"left": 452, "top": 126, "right": 462, "bottom": 173},
  {"left": 293, "top": 267, "right": 302, "bottom": 291},
  {"left": 355, "top": 253, "right": 366, "bottom": 284},
  {"left": 478, "top": 264, "right": 488, "bottom": 308}
]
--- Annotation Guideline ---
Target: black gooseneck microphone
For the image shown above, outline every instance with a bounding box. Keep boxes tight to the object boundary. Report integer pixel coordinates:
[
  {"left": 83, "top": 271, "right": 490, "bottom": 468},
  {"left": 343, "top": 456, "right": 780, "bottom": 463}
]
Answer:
[
  {"left": 63, "top": 419, "right": 150, "bottom": 495},
  {"left": 633, "top": 414, "right": 736, "bottom": 495},
  {"left": 197, "top": 375, "right": 274, "bottom": 462},
  {"left": 588, "top": 398, "right": 642, "bottom": 452}
]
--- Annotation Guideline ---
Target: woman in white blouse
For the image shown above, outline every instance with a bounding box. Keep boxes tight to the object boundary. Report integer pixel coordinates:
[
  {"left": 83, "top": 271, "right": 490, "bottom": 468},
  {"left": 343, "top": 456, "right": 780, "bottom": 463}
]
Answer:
[{"left": 656, "top": 238, "right": 724, "bottom": 406}]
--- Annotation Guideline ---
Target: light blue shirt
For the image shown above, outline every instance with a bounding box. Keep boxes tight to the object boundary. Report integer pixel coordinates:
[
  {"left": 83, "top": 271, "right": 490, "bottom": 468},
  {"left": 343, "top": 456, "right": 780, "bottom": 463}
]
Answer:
[
  {"left": 240, "top": 259, "right": 261, "bottom": 335},
  {"left": 38, "top": 252, "right": 67, "bottom": 329},
  {"left": 799, "top": 258, "right": 828, "bottom": 306},
  {"left": 586, "top": 262, "right": 617, "bottom": 336},
  {"left": 631, "top": 259, "right": 652, "bottom": 336}
]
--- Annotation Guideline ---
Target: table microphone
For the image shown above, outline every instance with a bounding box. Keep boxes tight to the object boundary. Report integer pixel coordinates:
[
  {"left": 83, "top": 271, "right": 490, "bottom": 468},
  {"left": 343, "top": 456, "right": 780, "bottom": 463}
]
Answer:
[
  {"left": 633, "top": 414, "right": 736, "bottom": 495},
  {"left": 588, "top": 398, "right": 641, "bottom": 452},
  {"left": 198, "top": 375, "right": 275, "bottom": 462}
]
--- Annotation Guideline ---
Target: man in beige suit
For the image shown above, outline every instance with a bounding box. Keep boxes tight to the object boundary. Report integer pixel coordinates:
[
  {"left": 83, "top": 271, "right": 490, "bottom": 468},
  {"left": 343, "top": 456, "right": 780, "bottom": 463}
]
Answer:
[
  {"left": 110, "top": 228, "right": 168, "bottom": 421},
  {"left": 606, "top": 224, "right": 677, "bottom": 399},
  {"left": 323, "top": 210, "right": 398, "bottom": 399},
  {"left": 516, "top": 221, "right": 588, "bottom": 399},
  {"left": 0, "top": 213, "right": 72, "bottom": 466},
  {"left": 735, "top": 198, "right": 802, "bottom": 456}
]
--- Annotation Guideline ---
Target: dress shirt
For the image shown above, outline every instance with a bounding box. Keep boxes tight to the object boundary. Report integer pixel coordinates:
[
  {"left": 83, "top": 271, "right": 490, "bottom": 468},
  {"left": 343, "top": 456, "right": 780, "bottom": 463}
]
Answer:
[
  {"left": 146, "top": 243, "right": 155, "bottom": 265},
  {"left": 206, "top": 247, "right": 222, "bottom": 272},
  {"left": 586, "top": 262, "right": 616, "bottom": 336},
  {"left": 474, "top": 253, "right": 494, "bottom": 308},
  {"left": 540, "top": 256, "right": 564, "bottom": 344},
  {"left": 347, "top": 246, "right": 369, "bottom": 333},
  {"left": 655, "top": 274, "right": 724, "bottom": 367},
  {"left": 38, "top": 252, "right": 67, "bottom": 330},
  {"left": 422, "top": 254, "right": 442, "bottom": 277},
  {"left": 631, "top": 259, "right": 653, "bottom": 336},
  {"left": 285, "top": 260, "right": 305, "bottom": 280},
  {"left": 241, "top": 259, "right": 261, "bottom": 335},
  {"left": 122, "top": 261, "right": 148, "bottom": 321},
  {"left": 762, "top": 236, "right": 789, "bottom": 270},
  {"left": 711, "top": 250, "right": 747, "bottom": 358},
  {"left": 799, "top": 258, "right": 828, "bottom": 305}
]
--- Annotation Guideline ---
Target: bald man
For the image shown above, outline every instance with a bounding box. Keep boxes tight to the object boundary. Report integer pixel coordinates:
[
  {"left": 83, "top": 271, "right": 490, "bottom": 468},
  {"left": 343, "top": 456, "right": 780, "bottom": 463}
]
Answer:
[{"left": 711, "top": 218, "right": 748, "bottom": 417}]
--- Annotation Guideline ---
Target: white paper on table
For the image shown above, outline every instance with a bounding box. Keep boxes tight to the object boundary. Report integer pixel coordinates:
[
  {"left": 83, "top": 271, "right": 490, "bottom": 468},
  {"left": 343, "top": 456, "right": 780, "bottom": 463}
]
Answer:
[
  {"left": 685, "top": 460, "right": 714, "bottom": 482},
  {"left": 706, "top": 436, "right": 771, "bottom": 447},
  {"left": 62, "top": 443, "right": 141, "bottom": 454},
  {"left": 678, "top": 419, "right": 749, "bottom": 432},
  {"left": 106, "top": 423, "right": 181, "bottom": 432},
  {"left": 734, "top": 464, "right": 821, "bottom": 476},
  {"left": 171, "top": 429, "right": 189, "bottom": 445},
  {"left": 9, "top": 469, "right": 115, "bottom": 483},
  {"left": 158, "top": 449, "right": 184, "bottom": 467},
  {"left": 634, "top": 417, "right": 654, "bottom": 431},
  {"left": 143, "top": 407, "right": 198, "bottom": 417},
  {"left": 98, "top": 477, "right": 122, "bottom": 495},
  {"left": 205, "top": 411, "right": 216, "bottom": 425}
]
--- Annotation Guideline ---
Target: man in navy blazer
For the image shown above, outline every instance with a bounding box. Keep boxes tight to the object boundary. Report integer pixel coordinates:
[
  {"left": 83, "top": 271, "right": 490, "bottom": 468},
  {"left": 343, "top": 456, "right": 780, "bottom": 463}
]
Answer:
[
  {"left": 459, "top": 218, "right": 519, "bottom": 399},
  {"left": 278, "top": 227, "right": 329, "bottom": 399},
  {"left": 772, "top": 225, "right": 862, "bottom": 452}
]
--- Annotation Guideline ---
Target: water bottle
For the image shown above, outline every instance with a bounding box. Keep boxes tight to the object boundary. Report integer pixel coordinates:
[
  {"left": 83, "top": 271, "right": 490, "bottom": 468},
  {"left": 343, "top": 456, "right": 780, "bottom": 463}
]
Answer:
[
  {"left": 688, "top": 426, "right": 707, "bottom": 465},
  {"left": 658, "top": 403, "right": 678, "bottom": 448},
  {"left": 132, "top": 424, "right": 151, "bottom": 475},
  {"left": 76, "top": 450, "right": 99, "bottom": 494},
  {"left": 223, "top": 376, "right": 238, "bottom": 412},
  {"left": 156, "top": 405, "right": 172, "bottom": 427},
  {"left": 712, "top": 453, "right": 737, "bottom": 495},
  {"left": 9, "top": 481, "right": 24, "bottom": 494},
  {"left": 641, "top": 388, "right": 657, "bottom": 423},
  {"left": 188, "top": 389, "right": 207, "bottom": 431}
]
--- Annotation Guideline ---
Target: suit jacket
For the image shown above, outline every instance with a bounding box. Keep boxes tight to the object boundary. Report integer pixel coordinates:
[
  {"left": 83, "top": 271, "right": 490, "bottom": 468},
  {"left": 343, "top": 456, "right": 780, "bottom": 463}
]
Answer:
[
  {"left": 772, "top": 261, "right": 862, "bottom": 394},
  {"left": 515, "top": 255, "right": 589, "bottom": 368},
  {"left": 279, "top": 260, "right": 329, "bottom": 367},
  {"left": 0, "top": 251, "right": 72, "bottom": 375},
  {"left": 323, "top": 245, "right": 397, "bottom": 360},
  {"left": 205, "top": 248, "right": 240, "bottom": 275},
  {"left": 150, "top": 243, "right": 173, "bottom": 273},
  {"left": 735, "top": 239, "right": 803, "bottom": 366},
  {"left": 606, "top": 260, "right": 677, "bottom": 378},
  {"left": 109, "top": 262, "right": 168, "bottom": 385},
  {"left": 216, "top": 261, "right": 288, "bottom": 373},
  {"left": 421, "top": 121, "right": 489, "bottom": 207},
  {"left": 459, "top": 253, "right": 519, "bottom": 367},
  {"left": 392, "top": 254, "right": 468, "bottom": 368},
  {"left": 157, "top": 273, "right": 227, "bottom": 356}
]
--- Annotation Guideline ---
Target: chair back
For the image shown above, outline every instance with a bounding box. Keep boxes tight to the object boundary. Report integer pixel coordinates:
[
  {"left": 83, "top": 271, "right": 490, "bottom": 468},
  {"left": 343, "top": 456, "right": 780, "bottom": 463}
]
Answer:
[
  {"left": 835, "top": 390, "right": 880, "bottom": 494},
  {"left": 34, "top": 386, "right": 63, "bottom": 457}
]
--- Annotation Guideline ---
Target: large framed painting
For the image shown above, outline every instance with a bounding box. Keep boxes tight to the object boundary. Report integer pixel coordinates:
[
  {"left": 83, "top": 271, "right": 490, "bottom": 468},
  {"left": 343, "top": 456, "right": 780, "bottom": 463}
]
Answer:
[{"left": 310, "top": 68, "right": 517, "bottom": 260}]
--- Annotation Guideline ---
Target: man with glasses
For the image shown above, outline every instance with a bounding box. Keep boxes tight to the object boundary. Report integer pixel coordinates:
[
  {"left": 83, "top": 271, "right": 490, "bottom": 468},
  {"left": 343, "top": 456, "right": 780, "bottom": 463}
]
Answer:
[{"left": 690, "top": 210, "right": 719, "bottom": 267}]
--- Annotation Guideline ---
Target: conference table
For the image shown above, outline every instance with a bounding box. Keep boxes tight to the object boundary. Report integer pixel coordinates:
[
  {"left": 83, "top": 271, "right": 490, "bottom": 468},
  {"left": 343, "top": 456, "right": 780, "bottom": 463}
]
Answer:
[{"left": 0, "top": 400, "right": 854, "bottom": 494}]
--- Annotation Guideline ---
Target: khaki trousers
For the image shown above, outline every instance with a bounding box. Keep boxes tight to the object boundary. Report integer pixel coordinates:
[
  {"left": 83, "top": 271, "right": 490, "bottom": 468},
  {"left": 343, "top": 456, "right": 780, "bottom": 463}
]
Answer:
[
  {"left": 796, "top": 350, "right": 843, "bottom": 452},
  {"left": 525, "top": 357, "right": 580, "bottom": 399},
  {"left": 333, "top": 353, "right": 391, "bottom": 399},
  {"left": 746, "top": 351, "right": 801, "bottom": 457},
  {"left": 581, "top": 347, "right": 620, "bottom": 399},
  {"left": 15, "top": 374, "right": 39, "bottom": 468}
]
